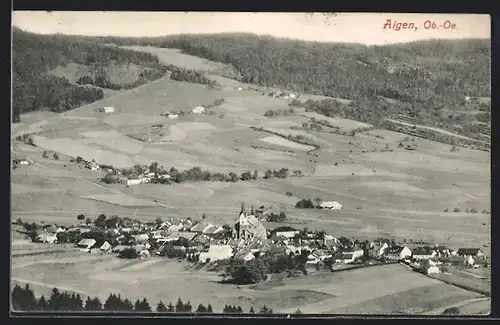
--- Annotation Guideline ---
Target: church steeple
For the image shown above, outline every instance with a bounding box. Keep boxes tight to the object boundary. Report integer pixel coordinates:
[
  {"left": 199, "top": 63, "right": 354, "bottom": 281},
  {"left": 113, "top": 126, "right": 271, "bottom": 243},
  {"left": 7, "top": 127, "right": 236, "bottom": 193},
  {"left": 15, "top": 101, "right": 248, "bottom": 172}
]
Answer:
[{"left": 240, "top": 202, "right": 245, "bottom": 216}]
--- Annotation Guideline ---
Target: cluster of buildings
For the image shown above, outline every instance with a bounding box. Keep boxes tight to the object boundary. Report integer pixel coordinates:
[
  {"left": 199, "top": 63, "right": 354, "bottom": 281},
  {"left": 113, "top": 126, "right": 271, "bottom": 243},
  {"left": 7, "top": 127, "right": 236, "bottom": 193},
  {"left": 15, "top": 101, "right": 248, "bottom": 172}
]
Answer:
[
  {"left": 29, "top": 203, "right": 489, "bottom": 277},
  {"left": 12, "top": 157, "right": 33, "bottom": 168},
  {"left": 267, "top": 91, "right": 297, "bottom": 99}
]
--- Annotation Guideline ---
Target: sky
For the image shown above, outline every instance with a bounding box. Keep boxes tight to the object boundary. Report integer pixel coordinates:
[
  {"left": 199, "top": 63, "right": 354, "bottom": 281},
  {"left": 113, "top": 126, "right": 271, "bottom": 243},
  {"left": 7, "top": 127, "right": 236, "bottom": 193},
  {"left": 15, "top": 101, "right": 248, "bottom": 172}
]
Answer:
[{"left": 12, "top": 12, "right": 490, "bottom": 45}]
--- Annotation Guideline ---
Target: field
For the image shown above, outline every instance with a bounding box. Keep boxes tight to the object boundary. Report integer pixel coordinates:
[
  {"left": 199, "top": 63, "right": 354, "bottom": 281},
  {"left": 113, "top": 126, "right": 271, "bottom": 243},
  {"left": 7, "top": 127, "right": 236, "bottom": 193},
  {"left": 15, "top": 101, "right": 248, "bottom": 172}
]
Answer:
[
  {"left": 11, "top": 44, "right": 490, "bottom": 313},
  {"left": 11, "top": 253, "right": 489, "bottom": 315},
  {"left": 300, "top": 112, "right": 373, "bottom": 132}
]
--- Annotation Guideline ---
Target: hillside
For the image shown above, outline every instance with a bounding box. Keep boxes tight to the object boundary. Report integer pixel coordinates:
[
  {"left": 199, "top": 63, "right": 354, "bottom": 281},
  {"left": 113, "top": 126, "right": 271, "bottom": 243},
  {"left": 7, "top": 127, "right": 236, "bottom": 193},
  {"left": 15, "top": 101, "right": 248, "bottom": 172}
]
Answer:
[
  {"left": 12, "top": 28, "right": 168, "bottom": 122},
  {"left": 72, "top": 33, "right": 491, "bottom": 143}
]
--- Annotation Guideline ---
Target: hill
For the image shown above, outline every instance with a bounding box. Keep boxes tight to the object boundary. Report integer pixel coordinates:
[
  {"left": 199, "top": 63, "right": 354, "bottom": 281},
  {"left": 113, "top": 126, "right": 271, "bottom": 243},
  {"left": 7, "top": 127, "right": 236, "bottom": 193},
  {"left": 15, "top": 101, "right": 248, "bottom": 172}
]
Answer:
[
  {"left": 74, "top": 33, "right": 491, "bottom": 143},
  {"left": 12, "top": 28, "right": 168, "bottom": 122}
]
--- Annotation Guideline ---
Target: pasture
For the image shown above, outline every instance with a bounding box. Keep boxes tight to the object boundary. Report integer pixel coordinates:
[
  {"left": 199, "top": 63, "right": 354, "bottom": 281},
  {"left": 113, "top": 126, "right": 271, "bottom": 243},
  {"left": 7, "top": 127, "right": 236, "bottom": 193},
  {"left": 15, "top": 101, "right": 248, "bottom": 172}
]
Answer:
[
  {"left": 11, "top": 255, "right": 487, "bottom": 315},
  {"left": 300, "top": 112, "right": 373, "bottom": 132}
]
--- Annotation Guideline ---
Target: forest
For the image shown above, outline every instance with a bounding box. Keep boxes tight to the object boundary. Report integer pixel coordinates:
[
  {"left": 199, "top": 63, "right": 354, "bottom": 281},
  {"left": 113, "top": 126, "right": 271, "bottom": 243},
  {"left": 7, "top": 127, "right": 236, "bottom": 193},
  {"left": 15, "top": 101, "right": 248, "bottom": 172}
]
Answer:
[{"left": 12, "top": 28, "right": 165, "bottom": 122}]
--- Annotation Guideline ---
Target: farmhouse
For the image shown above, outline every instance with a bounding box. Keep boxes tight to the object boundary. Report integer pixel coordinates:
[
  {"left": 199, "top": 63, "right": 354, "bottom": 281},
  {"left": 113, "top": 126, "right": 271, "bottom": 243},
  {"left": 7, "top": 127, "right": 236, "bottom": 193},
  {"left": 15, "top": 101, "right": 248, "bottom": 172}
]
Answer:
[
  {"left": 100, "top": 106, "right": 115, "bottom": 113},
  {"left": 77, "top": 238, "right": 97, "bottom": 249},
  {"left": 384, "top": 246, "right": 412, "bottom": 261},
  {"left": 37, "top": 234, "right": 57, "bottom": 244},
  {"left": 270, "top": 226, "right": 299, "bottom": 239},
  {"left": 412, "top": 246, "right": 437, "bottom": 260},
  {"left": 425, "top": 265, "right": 441, "bottom": 275},
  {"left": 319, "top": 201, "right": 343, "bottom": 210},
  {"left": 192, "top": 106, "right": 206, "bottom": 114},
  {"left": 368, "top": 240, "right": 390, "bottom": 259},
  {"left": 456, "top": 248, "right": 484, "bottom": 258},
  {"left": 234, "top": 248, "right": 255, "bottom": 262}
]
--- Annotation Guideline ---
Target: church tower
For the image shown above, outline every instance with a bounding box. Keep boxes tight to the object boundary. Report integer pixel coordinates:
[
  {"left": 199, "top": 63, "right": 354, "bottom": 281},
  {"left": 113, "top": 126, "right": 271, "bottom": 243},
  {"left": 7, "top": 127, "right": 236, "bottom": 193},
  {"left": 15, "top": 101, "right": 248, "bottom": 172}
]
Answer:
[{"left": 234, "top": 202, "right": 245, "bottom": 239}]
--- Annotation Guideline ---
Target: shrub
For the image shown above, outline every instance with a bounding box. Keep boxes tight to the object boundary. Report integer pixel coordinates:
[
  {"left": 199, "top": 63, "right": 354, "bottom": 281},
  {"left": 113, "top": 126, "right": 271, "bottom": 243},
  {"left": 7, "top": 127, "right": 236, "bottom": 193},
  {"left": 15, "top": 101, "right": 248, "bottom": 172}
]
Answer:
[
  {"left": 295, "top": 199, "right": 315, "bottom": 209},
  {"left": 285, "top": 191, "right": 293, "bottom": 196},
  {"left": 470, "top": 208, "right": 478, "bottom": 213},
  {"left": 453, "top": 208, "right": 461, "bottom": 213}
]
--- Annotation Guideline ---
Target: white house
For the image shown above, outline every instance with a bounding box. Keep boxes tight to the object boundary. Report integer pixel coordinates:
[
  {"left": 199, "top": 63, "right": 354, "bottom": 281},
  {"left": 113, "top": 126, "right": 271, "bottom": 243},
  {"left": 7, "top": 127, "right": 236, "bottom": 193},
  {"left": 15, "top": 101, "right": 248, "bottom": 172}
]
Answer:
[
  {"left": 167, "top": 113, "right": 179, "bottom": 119},
  {"left": 368, "top": 241, "right": 389, "bottom": 259},
  {"left": 319, "top": 201, "right": 343, "bottom": 210},
  {"left": 126, "top": 178, "right": 144, "bottom": 186},
  {"left": 192, "top": 106, "right": 206, "bottom": 114},
  {"left": 426, "top": 265, "right": 441, "bottom": 275},
  {"left": 77, "top": 238, "right": 97, "bottom": 249},
  {"left": 99, "top": 241, "right": 112, "bottom": 252},
  {"left": 412, "top": 247, "right": 438, "bottom": 260},
  {"left": 270, "top": 226, "right": 299, "bottom": 239},
  {"left": 100, "top": 106, "right": 115, "bottom": 113},
  {"left": 384, "top": 246, "right": 412, "bottom": 261},
  {"left": 37, "top": 234, "right": 58, "bottom": 244}
]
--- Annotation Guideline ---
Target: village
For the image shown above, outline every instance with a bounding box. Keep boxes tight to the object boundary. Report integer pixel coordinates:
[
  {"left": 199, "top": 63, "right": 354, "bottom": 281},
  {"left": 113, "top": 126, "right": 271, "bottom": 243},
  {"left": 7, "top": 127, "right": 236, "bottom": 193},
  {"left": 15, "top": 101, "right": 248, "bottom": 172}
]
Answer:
[{"left": 14, "top": 198, "right": 490, "bottom": 284}]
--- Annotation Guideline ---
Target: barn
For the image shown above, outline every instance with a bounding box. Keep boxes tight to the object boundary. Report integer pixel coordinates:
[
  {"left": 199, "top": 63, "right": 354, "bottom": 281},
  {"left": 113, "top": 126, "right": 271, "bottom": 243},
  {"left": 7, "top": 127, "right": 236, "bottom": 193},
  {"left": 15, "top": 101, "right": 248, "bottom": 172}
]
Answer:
[
  {"left": 319, "top": 201, "right": 343, "bottom": 210},
  {"left": 100, "top": 106, "right": 115, "bottom": 113},
  {"left": 192, "top": 106, "right": 206, "bottom": 114}
]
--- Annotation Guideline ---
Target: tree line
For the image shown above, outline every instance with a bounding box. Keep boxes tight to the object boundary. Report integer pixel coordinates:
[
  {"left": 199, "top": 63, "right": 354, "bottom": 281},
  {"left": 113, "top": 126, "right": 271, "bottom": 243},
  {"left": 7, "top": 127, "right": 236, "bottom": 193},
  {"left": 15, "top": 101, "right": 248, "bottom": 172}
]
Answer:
[
  {"left": 12, "top": 284, "right": 298, "bottom": 314},
  {"left": 165, "top": 64, "right": 219, "bottom": 88}
]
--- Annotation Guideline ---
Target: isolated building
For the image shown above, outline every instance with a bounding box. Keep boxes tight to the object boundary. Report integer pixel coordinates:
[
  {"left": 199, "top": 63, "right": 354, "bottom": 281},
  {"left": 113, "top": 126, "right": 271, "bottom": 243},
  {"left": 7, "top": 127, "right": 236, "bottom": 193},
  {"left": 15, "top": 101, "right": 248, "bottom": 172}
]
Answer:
[
  {"left": 77, "top": 238, "right": 97, "bottom": 249},
  {"left": 319, "top": 201, "right": 343, "bottom": 210},
  {"left": 100, "top": 106, "right": 115, "bottom": 113},
  {"left": 192, "top": 106, "right": 206, "bottom": 114},
  {"left": 456, "top": 248, "right": 484, "bottom": 258}
]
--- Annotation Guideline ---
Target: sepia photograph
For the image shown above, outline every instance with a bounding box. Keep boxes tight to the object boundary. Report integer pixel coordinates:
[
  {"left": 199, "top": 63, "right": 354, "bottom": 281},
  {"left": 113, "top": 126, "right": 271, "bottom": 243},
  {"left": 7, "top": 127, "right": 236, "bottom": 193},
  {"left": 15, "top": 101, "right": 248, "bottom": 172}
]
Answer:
[{"left": 11, "top": 11, "right": 491, "bottom": 316}]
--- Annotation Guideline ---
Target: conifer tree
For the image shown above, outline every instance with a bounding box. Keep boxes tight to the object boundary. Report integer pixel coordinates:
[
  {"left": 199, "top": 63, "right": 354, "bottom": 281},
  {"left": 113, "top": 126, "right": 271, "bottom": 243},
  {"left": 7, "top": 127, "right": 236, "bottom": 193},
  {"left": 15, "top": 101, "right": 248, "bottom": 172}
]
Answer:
[
  {"left": 167, "top": 301, "right": 175, "bottom": 312},
  {"left": 196, "top": 303, "right": 207, "bottom": 313},
  {"left": 175, "top": 297, "right": 184, "bottom": 312},
  {"left": 156, "top": 300, "right": 167, "bottom": 312},
  {"left": 249, "top": 306, "right": 255, "bottom": 313},
  {"left": 206, "top": 304, "right": 213, "bottom": 313},
  {"left": 37, "top": 295, "right": 49, "bottom": 311}
]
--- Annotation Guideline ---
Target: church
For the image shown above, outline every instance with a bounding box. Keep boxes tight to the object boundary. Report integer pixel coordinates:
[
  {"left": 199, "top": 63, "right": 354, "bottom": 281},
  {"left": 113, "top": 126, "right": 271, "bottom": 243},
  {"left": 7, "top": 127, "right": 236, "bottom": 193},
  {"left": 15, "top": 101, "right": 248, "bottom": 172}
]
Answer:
[{"left": 233, "top": 203, "right": 267, "bottom": 242}]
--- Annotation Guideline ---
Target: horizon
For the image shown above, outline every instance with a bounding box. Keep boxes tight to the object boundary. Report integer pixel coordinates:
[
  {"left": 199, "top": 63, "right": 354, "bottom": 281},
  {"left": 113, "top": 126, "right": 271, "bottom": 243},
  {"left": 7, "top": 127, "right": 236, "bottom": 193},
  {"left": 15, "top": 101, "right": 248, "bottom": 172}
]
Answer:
[{"left": 12, "top": 12, "right": 490, "bottom": 45}]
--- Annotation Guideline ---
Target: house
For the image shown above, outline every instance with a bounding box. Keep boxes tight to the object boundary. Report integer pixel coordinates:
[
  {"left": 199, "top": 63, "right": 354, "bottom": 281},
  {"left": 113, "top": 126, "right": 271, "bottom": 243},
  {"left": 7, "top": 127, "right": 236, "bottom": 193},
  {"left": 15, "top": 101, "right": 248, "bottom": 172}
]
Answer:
[
  {"left": 37, "top": 234, "right": 58, "bottom": 244},
  {"left": 198, "top": 245, "right": 233, "bottom": 263},
  {"left": 190, "top": 219, "right": 214, "bottom": 233},
  {"left": 126, "top": 177, "right": 144, "bottom": 186},
  {"left": 433, "top": 245, "right": 451, "bottom": 257},
  {"left": 341, "top": 247, "right": 364, "bottom": 260},
  {"left": 192, "top": 106, "right": 206, "bottom": 114},
  {"left": 203, "top": 225, "right": 224, "bottom": 236},
  {"left": 99, "top": 241, "right": 112, "bottom": 252},
  {"left": 269, "top": 226, "right": 299, "bottom": 239},
  {"left": 324, "top": 235, "right": 340, "bottom": 248},
  {"left": 234, "top": 248, "right": 254, "bottom": 262},
  {"left": 456, "top": 248, "right": 484, "bottom": 258},
  {"left": 384, "top": 246, "right": 412, "bottom": 261},
  {"left": 19, "top": 159, "right": 31, "bottom": 165},
  {"left": 111, "top": 245, "right": 130, "bottom": 253},
  {"left": 473, "top": 258, "right": 489, "bottom": 268},
  {"left": 368, "top": 240, "right": 390, "bottom": 259},
  {"left": 425, "top": 265, "right": 441, "bottom": 275},
  {"left": 77, "top": 238, "right": 97, "bottom": 249},
  {"left": 306, "top": 250, "right": 331, "bottom": 265},
  {"left": 100, "top": 106, "right": 115, "bottom": 113},
  {"left": 318, "top": 201, "right": 343, "bottom": 210},
  {"left": 167, "top": 113, "right": 179, "bottom": 119},
  {"left": 412, "top": 246, "right": 437, "bottom": 261},
  {"left": 132, "top": 234, "right": 150, "bottom": 242}
]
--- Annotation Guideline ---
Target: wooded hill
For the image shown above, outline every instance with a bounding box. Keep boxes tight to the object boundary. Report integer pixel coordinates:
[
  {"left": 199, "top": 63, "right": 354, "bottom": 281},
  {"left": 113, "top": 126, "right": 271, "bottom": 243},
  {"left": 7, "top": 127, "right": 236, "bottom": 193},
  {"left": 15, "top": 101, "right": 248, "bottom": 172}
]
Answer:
[
  {"left": 12, "top": 30, "right": 490, "bottom": 142},
  {"left": 12, "top": 28, "right": 166, "bottom": 122}
]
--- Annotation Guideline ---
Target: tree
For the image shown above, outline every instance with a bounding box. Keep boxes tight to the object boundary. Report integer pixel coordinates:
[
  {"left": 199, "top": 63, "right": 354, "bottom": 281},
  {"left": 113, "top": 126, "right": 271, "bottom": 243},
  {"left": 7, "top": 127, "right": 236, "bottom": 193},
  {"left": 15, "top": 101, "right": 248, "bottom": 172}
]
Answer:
[
  {"left": 229, "top": 172, "right": 239, "bottom": 182},
  {"left": 77, "top": 214, "right": 85, "bottom": 221},
  {"left": 118, "top": 247, "right": 139, "bottom": 259},
  {"left": 249, "top": 306, "right": 255, "bottom": 313},
  {"left": 84, "top": 296, "right": 103, "bottom": 311},
  {"left": 37, "top": 295, "right": 49, "bottom": 311},
  {"left": 295, "top": 309, "right": 303, "bottom": 314},
  {"left": 155, "top": 217, "right": 163, "bottom": 226},
  {"left": 53, "top": 152, "right": 59, "bottom": 160},
  {"left": 86, "top": 217, "right": 93, "bottom": 225},
  {"left": 167, "top": 302, "right": 175, "bottom": 312},
  {"left": 295, "top": 198, "right": 315, "bottom": 209},
  {"left": 94, "top": 214, "right": 107, "bottom": 228},
  {"left": 175, "top": 297, "right": 184, "bottom": 312},
  {"left": 196, "top": 303, "right": 207, "bottom": 313},
  {"left": 156, "top": 300, "right": 167, "bottom": 312},
  {"left": 149, "top": 161, "right": 159, "bottom": 174},
  {"left": 43, "top": 151, "right": 48, "bottom": 158},
  {"left": 134, "top": 298, "right": 151, "bottom": 312},
  {"left": 252, "top": 170, "right": 259, "bottom": 180},
  {"left": 206, "top": 304, "right": 213, "bottom": 313},
  {"left": 240, "top": 171, "right": 252, "bottom": 181}
]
